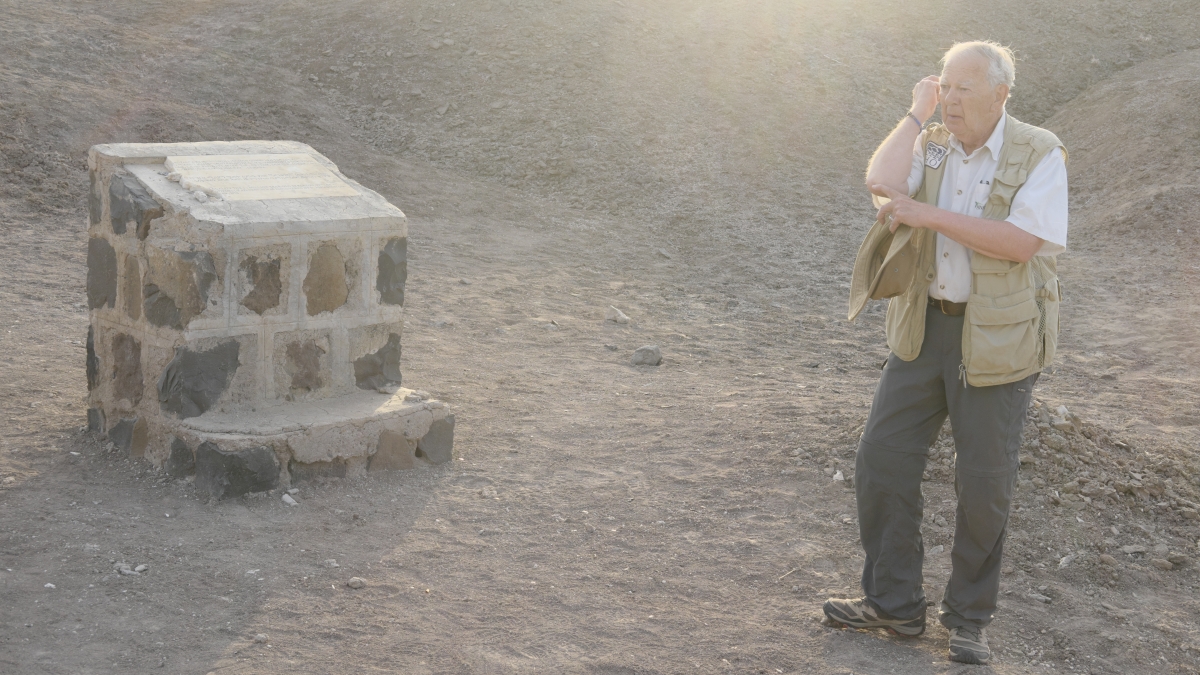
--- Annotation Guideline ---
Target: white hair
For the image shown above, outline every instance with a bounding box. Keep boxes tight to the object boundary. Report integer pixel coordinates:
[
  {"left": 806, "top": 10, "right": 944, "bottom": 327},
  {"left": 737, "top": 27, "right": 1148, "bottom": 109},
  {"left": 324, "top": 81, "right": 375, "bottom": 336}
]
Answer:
[{"left": 941, "top": 41, "right": 1016, "bottom": 89}]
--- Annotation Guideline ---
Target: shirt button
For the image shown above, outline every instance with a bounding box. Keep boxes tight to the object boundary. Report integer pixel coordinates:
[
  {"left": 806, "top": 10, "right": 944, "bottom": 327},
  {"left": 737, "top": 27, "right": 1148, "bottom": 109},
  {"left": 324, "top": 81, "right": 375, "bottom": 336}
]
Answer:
[
  {"left": 957, "top": 189, "right": 962, "bottom": 195},
  {"left": 944, "top": 252, "right": 949, "bottom": 258},
  {"left": 962, "top": 159, "right": 968, "bottom": 164},
  {"left": 939, "top": 284, "right": 945, "bottom": 289}
]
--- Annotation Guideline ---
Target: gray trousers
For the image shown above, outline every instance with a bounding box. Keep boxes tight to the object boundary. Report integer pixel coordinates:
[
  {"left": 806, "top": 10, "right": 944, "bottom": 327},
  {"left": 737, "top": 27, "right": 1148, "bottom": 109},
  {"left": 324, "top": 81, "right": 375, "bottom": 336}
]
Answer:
[{"left": 855, "top": 308, "right": 1036, "bottom": 629}]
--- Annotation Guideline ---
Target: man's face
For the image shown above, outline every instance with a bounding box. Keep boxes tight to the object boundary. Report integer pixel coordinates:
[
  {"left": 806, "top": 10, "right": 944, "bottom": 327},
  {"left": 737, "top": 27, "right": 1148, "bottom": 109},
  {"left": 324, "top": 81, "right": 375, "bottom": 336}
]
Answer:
[{"left": 938, "top": 53, "right": 1008, "bottom": 147}]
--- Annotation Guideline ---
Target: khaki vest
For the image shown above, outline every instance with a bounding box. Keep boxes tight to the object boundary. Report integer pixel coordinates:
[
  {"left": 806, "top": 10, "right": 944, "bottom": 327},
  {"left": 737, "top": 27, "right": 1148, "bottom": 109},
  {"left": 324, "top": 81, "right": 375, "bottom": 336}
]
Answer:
[{"left": 848, "top": 115, "right": 1065, "bottom": 387}]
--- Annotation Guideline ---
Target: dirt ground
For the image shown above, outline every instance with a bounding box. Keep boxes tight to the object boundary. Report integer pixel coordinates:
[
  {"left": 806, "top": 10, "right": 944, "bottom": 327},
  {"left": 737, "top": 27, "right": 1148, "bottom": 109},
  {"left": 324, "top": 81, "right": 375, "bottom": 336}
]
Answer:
[{"left": 2, "top": 1, "right": 1200, "bottom": 673}]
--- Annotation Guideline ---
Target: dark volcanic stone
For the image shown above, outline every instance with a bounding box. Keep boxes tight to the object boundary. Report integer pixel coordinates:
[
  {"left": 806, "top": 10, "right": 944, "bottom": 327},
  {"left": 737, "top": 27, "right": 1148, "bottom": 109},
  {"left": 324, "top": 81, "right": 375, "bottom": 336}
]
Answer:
[
  {"left": 195, "top": 442, "right": 279, "bottom": 500},
  {"left": 376, "top": 237, "right": 407, "bottom": 305},
  {"left": 416, "top": 414, "right": 455, "bottom": 465},
  {"left": 88, "top": 171, "right": 102, "bottom": 227},
  {"left": 110, "top": 333, "right": 143, "bottom": 405},
  {"left": 86, "top": 326, "right": 100, "bottom": 391},
  {"left": 353, "top": 333, "right": 401, "bottom": 390},
  {"left": 108, "top": 417, "right": 136, "bottom": 453},
  {"left": 157, "top": 339, "right": 240, "bottom": 419},
  {"left": 240, "top": 255, "right": 282, "bottom": 315},
  {"left": 286, "top": 340, "right": 325, "bottom": 392},
  {"left": 87, "top": 407, "right": 105, "bottom": 433},
  {"left": 86, "top": 237, "right": 117, "bottom": 309},
  {"left": 165, "top": 436, "right": 195, "bottom": 478},
  {"left": 122, "top": 255, "right": 141, "bottom": 320},
  {"left": 109, "top": 173, "right": 163, "bottom": 239},
  {"left": 303, "top": 243, "right": 349, "bottom": 315},
  {"left": 143, "top": 283, "right": 181, "bottom": 328}
]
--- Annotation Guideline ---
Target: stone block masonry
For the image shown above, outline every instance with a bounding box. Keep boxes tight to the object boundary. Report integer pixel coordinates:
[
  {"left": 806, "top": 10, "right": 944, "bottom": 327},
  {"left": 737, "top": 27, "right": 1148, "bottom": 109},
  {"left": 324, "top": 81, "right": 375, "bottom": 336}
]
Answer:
[{"left": 85, "top": 141, "right": 454, "bottom": 499}]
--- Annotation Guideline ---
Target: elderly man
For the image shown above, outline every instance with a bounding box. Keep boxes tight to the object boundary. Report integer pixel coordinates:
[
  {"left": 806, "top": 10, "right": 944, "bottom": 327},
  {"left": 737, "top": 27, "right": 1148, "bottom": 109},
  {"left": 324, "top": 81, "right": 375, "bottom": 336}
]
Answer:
[{"left": 824, "top": 41, "right": 1067, "bottom": 664}]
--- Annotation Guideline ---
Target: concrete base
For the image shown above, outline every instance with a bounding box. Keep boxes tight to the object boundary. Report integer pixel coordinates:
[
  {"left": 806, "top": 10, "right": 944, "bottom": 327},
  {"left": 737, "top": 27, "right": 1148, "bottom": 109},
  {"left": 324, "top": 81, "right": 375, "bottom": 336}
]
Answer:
[{"left": 161, "top": 387, "right": 453, "bottom": 498}]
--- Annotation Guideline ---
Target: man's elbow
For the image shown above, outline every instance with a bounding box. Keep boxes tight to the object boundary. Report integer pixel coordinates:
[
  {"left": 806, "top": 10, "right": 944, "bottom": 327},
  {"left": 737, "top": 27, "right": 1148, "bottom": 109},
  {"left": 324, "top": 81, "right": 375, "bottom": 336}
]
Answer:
[
  {"left": 1014, "top": 237, "right": 1043, "bottom": 264},
  {"left": 863, "top": 170, "right": 880, "bottom": 190}
]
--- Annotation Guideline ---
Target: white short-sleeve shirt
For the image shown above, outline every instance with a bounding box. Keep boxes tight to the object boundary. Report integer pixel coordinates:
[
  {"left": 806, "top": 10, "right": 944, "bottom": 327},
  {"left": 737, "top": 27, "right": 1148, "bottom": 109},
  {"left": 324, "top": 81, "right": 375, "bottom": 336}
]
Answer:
[{"left": 895, "top": 114, "right": 1068, "bottom": 303}]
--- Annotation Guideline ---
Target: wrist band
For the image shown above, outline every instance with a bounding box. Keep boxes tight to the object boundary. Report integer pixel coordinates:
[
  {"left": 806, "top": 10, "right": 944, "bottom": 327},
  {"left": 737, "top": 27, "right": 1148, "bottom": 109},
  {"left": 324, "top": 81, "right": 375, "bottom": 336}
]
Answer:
[{"left": 905, "top": 111, "right": 924, "bottom": 130}]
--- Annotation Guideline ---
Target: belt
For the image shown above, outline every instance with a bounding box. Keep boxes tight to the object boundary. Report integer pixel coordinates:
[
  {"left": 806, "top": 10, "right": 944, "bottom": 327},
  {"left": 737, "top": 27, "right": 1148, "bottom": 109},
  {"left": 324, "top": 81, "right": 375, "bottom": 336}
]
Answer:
[{"left": 928, "top": 296, "right": 967, "bottom": 316}]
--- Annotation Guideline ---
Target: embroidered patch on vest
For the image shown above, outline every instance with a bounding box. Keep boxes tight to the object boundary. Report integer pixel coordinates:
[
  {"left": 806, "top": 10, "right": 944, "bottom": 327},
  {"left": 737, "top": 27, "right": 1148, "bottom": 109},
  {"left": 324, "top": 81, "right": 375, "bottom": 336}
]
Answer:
[{"left": 924, "top": 142, "right": 948, "bottom": 169}]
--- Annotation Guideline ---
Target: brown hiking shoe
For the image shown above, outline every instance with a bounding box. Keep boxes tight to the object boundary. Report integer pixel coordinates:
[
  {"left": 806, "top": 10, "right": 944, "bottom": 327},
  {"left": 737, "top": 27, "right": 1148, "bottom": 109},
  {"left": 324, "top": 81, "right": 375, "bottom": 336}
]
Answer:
[
  {"left": 948, "top": 625, "right": 991, "bottom": 664},
  {"left": 821, "top": 597, "right": 926, "bottom": 636}
]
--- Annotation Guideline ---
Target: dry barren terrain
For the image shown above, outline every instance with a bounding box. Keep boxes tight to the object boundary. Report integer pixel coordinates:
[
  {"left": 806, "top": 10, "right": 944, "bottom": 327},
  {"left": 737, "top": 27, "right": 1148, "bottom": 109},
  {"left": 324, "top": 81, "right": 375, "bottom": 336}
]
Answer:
[{"left": 2, "top": 1, "right": 1200, "bottom": 673}]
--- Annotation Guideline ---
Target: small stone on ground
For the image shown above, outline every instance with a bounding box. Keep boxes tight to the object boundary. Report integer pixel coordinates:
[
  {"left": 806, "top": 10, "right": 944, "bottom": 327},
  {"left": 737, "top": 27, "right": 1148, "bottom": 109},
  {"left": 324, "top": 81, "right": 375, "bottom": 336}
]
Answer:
[{"left": 631, "top": 345, "right": 662, "bottom": 366}]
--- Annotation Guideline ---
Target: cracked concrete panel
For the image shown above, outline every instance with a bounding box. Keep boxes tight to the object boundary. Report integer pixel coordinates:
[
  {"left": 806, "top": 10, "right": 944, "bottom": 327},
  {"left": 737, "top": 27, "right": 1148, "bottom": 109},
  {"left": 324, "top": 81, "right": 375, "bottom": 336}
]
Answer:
[
  {"left": 239, "top": 250, "right": 284, "bottom": 315},
  {"left": 376, "top": 236, "right": 407, "bottom": 305},
  {"left": 86, "top": 237, "right": 117, "bottom": 309},
  {"left": 108, "top": 172, "right": 163, "bottom": 238},
  {"left": 273, "top": 329, "right": 332, "bottom": 400},
  {"left": 286, "top": 340, "right": 326, "bottom": 392},
  {"left": 157, "top": 339, "right": 240, "bottom": 419},
  {"left": 289, "top": 459, "right": 347, "bottom": 483},
  {"left": 303, "top": 242, "right": 349, "bottom": 315},
  {"left": 195, "top": 442, "right": 279, "bottom": 500},
  {"left": 143, "top": 247, "right": 218, "bottom": 329},
  {"left": 110, "top": 332, "right": 143, "bottom": 405},
  {"left": 122, "top": 254, "right": 141, "bottom": 321},
  {"left": 370, "top": 429, "right": 415, "bottom": 471},
  {"left": 353, "top": 333, "right": 401, "bottom": 390},
  {"left": 289, "top": 421, "right": 379, "bottom": 464}
]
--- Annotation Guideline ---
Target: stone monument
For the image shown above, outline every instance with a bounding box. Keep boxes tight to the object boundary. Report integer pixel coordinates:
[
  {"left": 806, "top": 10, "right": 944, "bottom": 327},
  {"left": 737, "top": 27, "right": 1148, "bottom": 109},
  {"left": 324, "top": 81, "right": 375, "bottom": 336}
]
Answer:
[{"left": 85, "top": 141, "right": 454, "bottom": 499}]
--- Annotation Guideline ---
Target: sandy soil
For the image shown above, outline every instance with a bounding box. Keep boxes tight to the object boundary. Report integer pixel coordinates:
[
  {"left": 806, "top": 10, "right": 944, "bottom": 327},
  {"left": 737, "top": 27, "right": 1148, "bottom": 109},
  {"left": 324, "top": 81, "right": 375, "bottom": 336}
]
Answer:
[{"left": 1, "top": 1, "right": 1199, "bottom": 673}]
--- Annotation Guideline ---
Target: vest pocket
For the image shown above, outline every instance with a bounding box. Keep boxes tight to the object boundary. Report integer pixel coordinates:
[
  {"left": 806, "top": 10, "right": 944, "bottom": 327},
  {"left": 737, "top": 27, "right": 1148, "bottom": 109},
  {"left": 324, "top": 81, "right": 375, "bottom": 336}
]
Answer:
[
  {"left": 966, "top": 289, "right": 1040, "bottom": 377},
  {"left": 1037, "top": 277, "right": 1061, "bottom": 367}
]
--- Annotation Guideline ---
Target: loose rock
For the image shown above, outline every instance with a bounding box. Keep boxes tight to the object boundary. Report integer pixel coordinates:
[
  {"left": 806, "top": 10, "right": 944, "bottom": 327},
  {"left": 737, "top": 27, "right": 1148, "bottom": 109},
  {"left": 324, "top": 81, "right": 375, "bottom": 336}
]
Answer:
[
  {"left": 1150, "top": 558, "right": 1175, "bottom": 571},
  {"left": 282, "top": 494, "right": 299, "bottom": 506},
  {"left": 605, "top": 306, "right": 630, "bottom": 324},
  {"left": 631, "top": 345, "right": 662, "bottom": 366},
  {"left": 253, "top": 633, "right": 268, "bottom": 644},
  {"left": 1099, "top": 554, "right": 1118, "bottom": 566},
  {"left": 347, "top": 577, "right": 366, "bottom": 589}
]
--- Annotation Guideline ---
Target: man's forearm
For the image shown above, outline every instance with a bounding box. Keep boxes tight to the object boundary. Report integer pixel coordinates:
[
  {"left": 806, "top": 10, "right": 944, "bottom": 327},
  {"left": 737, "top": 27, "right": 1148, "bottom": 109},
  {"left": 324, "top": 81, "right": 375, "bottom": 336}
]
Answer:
[
  {"left": 925, "top": 209, "right": 1042, "bottom": 264},
  {"left": 864, "top": 118, "right": 921, "bottom": 192}
]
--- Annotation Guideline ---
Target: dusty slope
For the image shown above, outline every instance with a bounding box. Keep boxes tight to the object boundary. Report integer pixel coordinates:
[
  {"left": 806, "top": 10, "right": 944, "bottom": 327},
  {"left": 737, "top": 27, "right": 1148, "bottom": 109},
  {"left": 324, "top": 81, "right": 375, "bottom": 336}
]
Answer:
[
  {"left": 1043, "top": 48, "right": 1200, "bottom": 442},
  {"left": 1, "top": 1, "right": 1199, "bottom": 674}
]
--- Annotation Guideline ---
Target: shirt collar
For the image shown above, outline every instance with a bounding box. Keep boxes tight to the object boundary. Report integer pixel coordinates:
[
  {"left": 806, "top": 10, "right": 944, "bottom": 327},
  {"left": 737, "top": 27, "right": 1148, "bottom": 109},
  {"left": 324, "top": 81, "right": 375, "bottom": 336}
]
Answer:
[{"left": 948, "top": 112, "right": 1006, "bottom": 161}]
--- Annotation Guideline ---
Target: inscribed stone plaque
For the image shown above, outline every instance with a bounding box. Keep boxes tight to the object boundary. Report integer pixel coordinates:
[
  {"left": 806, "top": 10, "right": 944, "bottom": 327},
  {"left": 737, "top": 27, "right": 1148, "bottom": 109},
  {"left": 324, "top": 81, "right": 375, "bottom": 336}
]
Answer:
[{"left": 164, "top": 153, "right": 360, "bottom": 201}]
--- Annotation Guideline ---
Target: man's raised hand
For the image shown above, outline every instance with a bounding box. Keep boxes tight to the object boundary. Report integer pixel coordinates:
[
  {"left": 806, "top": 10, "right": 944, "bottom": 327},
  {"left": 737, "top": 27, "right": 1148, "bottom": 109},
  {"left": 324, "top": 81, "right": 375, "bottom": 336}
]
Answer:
[{"left": 911, "top": 75, "right": 940, "bottom": 124}]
